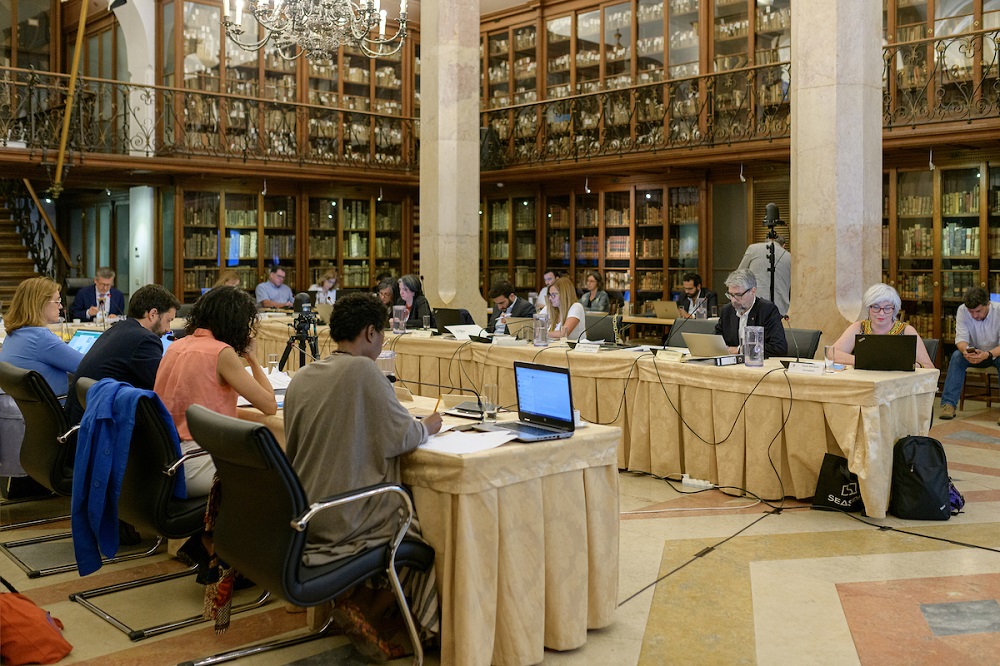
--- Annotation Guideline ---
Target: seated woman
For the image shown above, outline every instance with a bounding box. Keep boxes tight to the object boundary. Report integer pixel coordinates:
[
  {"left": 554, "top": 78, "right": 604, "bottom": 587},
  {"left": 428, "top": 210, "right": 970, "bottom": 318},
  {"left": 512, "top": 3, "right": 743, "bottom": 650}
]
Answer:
[
  {"left": 0, "top": 276, "right": 83, "bottom": 396},
  {"left": 579, "top": 271, "right": 610, "bottom": 312},
  {"left": 309, "top": 268, "right": 338, "bottom": 305},
  {"left": 546, "top": 276, "right": 586, "bottom": 340},
  {"left": 154, "top": 286, "right": 276, "bottom": 497},
  {"left": 211, "top": 270, "right": 242, "bottom": 289},
  {"left": 398, "top": 274, "right": 434, "bottom": 328},
  {"left": 284, "top": 293, "right": 442, "bottom": 660},
  {"left": 830, "top": 283, "right": 935, "bottom": 369}
]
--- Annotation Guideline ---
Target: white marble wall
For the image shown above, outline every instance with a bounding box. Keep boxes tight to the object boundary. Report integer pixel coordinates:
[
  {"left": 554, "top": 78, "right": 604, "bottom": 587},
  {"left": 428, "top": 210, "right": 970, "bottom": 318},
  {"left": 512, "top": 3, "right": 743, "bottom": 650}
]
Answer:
[
  {"left": 790, "top": 0, "right": 883, "bottom": 342},
  {"left": 419, "top": 0, "right": 487, "bottom": 325}
]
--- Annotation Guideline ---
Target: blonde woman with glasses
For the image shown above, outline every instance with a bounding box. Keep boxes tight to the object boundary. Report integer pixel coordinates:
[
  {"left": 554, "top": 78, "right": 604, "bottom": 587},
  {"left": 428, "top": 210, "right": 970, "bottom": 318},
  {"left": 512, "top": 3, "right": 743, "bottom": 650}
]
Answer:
[
  {"left": 546, "top": 276, "right": 585, "bottom": 340},
  {"left": 0, "top": 276, "right": 83, "bottom": 395},
  {"left": 830, "top": 283, "right": 935, "bottom": 369}
]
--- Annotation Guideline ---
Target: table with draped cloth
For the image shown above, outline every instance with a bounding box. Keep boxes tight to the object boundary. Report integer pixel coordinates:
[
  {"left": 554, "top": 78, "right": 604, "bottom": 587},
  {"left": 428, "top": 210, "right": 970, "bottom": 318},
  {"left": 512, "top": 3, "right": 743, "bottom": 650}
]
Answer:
[
  {"left": 239, "top": 397, "right": 621, "bottom": 666},
  {"left": 247, "top": 330, "right": 937, "bottom": 519}
]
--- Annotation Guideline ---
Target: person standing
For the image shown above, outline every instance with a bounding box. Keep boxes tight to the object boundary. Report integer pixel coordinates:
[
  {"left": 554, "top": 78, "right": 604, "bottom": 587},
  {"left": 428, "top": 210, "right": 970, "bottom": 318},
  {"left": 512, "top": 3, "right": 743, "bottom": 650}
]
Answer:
[
  {"left": 938, "top": 287, "right": 1000, "bottom": 419},
  {"left": 69, "top": 267, "right": 126, "bottom": 323},
  {"left": 738, "top": 235, "right": 791, "bottom": 316}
]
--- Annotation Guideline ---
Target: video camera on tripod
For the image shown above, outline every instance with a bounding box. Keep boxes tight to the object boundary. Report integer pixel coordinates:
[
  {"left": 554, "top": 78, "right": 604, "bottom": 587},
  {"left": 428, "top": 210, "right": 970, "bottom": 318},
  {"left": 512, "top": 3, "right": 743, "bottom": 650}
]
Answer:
[
  {"left": 762, "top": 203, "right": 783, "bottom": 304},
  {"left": 278, "top": 293, "right": 320, "bottom": 371}
]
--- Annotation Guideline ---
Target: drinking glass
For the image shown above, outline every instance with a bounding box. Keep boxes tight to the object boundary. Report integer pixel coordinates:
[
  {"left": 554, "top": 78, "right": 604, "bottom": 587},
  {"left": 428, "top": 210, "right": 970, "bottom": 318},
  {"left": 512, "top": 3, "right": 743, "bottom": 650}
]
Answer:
[
  {"left": 423, "top": 314, "right": 431, "bottom": 329},
  {"left": 824, "top": 345, "right": 836, "bottom": 373},
  {"left": 392, "top": 305, "right": 407, "bottom": 334},
  {"left": 709, "top": 305, "right": 718, "bottom": 318},
  {"left": 267, "top": 353, "right": 280, "bottom": 375},
  {"left": 377, "top": 350, "right": 396, "bottom": 377},
  {"left": 481, "top": 383, "right": 499, "bottom": 422}
]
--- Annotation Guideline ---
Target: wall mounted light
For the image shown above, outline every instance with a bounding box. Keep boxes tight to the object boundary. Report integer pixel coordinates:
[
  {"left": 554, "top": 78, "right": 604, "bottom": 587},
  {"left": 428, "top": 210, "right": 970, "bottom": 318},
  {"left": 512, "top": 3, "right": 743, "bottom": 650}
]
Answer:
[
  {"left": 739, "top": 163, "right": 746, "bottom": 183},
  {"left": 929, "top": 149, "right": 935, "bottom": 171},
  {"left": 584, "top": 178, "right": 591, "bottom": 194}
]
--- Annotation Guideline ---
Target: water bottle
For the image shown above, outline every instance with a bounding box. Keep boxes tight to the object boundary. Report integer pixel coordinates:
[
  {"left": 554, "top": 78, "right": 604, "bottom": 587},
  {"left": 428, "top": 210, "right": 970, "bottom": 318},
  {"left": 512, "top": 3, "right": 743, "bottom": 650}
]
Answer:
[
  {"left": 533, "top": 312, "right": 549, "bottom": 346},
  {"left": 694, "top": 300, "right": 707, "bottom": 319}
]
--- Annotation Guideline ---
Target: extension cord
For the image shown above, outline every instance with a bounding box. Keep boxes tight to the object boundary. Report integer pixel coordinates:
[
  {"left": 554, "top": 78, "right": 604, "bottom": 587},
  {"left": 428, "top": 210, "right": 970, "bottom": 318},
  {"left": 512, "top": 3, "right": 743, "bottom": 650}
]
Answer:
[{"left": 681, "top": 474, "right": 714, "bottom": 489}]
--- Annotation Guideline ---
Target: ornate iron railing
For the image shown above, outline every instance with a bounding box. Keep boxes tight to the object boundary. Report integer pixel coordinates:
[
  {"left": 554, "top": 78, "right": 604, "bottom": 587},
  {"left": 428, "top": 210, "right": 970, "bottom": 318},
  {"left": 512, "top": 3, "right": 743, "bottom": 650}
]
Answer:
[
  {"left": 0, "top": 66, "right": 419, "bottom": 171},
  {"left": 884, "top": 27, "right": 1000, "bottom": 129},
  {"left": 0, "top": 179, "right": 55, "bottom": 277},
  {"left": 480, "top": 61, "right": 791, "bottom": 168}
]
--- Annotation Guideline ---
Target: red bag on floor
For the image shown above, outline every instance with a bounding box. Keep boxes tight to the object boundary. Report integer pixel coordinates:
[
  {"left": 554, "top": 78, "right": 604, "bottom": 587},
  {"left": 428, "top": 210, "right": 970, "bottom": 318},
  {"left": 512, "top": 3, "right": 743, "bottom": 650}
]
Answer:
[{"left": 0, "top": 576, "right": 73, "bottom": 665}]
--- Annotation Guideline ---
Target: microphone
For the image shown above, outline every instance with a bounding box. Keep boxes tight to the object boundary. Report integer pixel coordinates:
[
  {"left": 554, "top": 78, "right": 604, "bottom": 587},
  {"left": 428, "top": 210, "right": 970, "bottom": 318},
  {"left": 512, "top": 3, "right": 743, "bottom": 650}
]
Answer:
[
  {"left": 574, "top": 312, "right": 633, "bottom": 345},
  {"left": 664, "top": 297, "right": 702, "bottom": 348},
  {"left": 387, "top": 375, "right": 485, "bottom": 417},
  {"left": 781, "top": 315, "right": 801, "bottom": 364}
]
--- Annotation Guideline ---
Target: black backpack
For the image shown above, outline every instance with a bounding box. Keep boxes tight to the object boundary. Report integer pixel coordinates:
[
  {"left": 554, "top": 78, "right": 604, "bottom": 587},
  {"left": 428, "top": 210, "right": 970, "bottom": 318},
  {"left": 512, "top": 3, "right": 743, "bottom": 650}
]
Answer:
[{"left": 889, "top": 436, "right": 951, "bottom": 521}]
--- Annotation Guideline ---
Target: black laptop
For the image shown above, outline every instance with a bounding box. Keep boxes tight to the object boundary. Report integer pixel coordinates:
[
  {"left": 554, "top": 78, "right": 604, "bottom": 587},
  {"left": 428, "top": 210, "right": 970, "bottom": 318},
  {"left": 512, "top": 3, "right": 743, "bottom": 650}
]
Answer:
[
  {"left": 475, "top": 362, "right": 576, "bottom": 442},
  {"left": 854, "top": 334, "right": 917, "bottom": 371}
]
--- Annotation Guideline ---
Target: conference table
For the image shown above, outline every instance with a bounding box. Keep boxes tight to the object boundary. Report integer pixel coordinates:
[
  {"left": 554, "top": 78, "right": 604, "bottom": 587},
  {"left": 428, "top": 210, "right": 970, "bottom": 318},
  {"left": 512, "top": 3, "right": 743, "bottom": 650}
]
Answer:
[
  {"left": 251, "top": 323, "right": 937, "bottom": 519},
  {"left": 241, "top": 397, "right": 621, "bottom": 666}
]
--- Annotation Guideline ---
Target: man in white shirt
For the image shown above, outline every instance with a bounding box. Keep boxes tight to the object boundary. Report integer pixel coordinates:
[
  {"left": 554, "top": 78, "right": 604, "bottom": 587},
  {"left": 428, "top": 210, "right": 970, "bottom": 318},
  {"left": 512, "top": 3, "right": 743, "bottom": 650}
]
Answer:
[
  {"left": 939, "top": 287, "right": 1000, "bottom": 420},
  {"left": 535, "top": 271, "right": 556, "bottom": 312}
]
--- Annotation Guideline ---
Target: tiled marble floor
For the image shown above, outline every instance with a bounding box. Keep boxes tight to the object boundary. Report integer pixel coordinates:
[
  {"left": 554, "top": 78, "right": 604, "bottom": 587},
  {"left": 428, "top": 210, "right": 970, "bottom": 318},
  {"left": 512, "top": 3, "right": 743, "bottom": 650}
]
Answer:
[{"left": 2, "top": 401, "right": 999, "bottom": 665}]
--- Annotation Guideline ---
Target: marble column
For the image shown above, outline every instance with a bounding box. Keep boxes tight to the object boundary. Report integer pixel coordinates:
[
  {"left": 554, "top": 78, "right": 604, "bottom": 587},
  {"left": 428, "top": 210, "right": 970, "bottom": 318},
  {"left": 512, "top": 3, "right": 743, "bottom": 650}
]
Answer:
[
  {"left": 790, "top": 0, "right": 882, "bottom": 343},
  {"left": 419, "top": 0, "right": 486, "bottom": 326}
]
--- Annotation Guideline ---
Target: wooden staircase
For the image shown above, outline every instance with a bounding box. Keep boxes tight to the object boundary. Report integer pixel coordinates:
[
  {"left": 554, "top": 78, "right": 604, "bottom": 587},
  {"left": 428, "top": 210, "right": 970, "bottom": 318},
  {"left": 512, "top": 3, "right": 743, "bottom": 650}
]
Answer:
[{"left": 0, "top": 206, "right": 41, "bottom": 309}]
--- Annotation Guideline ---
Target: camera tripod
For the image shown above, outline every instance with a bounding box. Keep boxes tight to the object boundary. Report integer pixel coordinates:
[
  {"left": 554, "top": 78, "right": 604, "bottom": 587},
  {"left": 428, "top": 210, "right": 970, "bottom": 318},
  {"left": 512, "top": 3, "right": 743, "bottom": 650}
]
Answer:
[{"left": 278, "top": 316, "right": 319, "bottom": 372}]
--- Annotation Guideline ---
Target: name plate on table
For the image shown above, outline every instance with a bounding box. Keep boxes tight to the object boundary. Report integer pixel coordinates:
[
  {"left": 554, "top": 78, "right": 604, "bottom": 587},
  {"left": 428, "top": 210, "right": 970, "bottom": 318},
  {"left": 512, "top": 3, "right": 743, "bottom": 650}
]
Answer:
[
  {"left": 786, "top": 361, "right": 824, "bottom": 375},
  {"left": 573, "top": 342, "right": 601, "bottom": 354},
  {"left": 656, "top": 349, "right": 687, "bottom": 363},
  {"left": 410, "top": 329, "right": 433, "bottom": 339}
]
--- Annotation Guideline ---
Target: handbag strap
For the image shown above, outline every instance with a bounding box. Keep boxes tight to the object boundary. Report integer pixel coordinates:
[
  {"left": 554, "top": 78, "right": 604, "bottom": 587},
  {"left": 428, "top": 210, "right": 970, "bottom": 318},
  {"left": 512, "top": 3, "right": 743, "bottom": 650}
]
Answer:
[{"left": 0, "top": 575, "right": 18, "bottom": 594}]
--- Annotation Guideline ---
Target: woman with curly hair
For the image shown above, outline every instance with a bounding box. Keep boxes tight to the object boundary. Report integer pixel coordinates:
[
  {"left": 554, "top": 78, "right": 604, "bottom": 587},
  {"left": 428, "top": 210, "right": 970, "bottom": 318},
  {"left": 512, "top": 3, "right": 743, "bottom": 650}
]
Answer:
[{"left": 154, "top": 286, "right": 276, "bottom": 496}]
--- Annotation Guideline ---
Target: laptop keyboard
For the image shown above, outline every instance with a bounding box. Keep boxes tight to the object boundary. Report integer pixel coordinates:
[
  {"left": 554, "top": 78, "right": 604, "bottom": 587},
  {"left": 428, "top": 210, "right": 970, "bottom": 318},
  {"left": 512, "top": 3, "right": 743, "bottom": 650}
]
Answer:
[{"left": 501, "top": 422, "right": 560, "bottom": 437}]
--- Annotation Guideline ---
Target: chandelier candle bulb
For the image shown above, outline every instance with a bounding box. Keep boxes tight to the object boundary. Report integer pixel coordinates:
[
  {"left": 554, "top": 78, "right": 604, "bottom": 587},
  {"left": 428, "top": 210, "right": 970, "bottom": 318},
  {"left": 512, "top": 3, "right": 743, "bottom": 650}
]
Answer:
[
  {"left": 379, "top": 10, "right": 387, "bottom": 38},
  {"left": 399, "top": 0, "right": 406, "bottom": 14},
  {"left": 224, "top": 0, "right": 230, "bottom": 18},
  {"left": 236, "top": 0, "right": 243, "bottom": 25}
]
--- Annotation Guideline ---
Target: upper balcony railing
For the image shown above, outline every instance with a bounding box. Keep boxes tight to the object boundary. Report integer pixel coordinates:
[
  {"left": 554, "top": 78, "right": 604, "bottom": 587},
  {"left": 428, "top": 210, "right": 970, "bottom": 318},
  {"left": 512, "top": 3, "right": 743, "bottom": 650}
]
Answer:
[
  {"left": 0, "top": 66, "right": 419, "bottom": 171},
  {"left": 481, "top": 61, "right": 791, "bottom": 168},
  {"left": 2, "top": 27, "right": 1000, "bottom": 177},
  {"left": 883, "top": 26, "right": 1000, "bottom": 131}
]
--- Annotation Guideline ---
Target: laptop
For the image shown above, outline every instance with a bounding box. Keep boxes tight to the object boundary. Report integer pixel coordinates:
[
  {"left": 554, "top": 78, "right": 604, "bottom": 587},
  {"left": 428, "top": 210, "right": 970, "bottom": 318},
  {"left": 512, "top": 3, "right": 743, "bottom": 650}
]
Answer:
[
  {"left": 682, "top": 332, "right": 732, "bottom": 358},
  {"left": 502, "top": 317, "right": 534, "bottom": 339},
  {"left": 315, "top": 302, "right": 333, "bottom": 324},
  {"left": 854, "top": 334, "right": 917, "bottom": 371},
  {"left": 67, "top": 330, "right": 102, "bottom": 355},
  {"left": 476, "top": 362, "right": 576, "bottom": 442},
  {"left": 581, "top": 313, "right": 615, "bottom": 342},
  {"left": 650, "top": 300, "right": 682, "bottom": 319},
  {"left": 434, "top": 308, "right": 467, "bottom": 332}
]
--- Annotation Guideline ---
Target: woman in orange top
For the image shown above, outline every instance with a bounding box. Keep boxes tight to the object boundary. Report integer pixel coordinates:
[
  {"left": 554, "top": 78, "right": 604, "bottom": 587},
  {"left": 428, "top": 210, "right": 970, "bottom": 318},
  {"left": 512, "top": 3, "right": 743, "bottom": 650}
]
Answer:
[{"left": 154, "top": 286, "right": 276, "bottom": 496}]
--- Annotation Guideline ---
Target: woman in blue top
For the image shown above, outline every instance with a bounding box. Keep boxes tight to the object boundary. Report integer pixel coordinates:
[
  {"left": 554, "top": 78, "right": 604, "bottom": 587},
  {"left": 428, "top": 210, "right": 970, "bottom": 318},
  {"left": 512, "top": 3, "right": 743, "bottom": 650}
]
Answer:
[{"left": 0, "top": 277, "right": 84, "bottom": 395}]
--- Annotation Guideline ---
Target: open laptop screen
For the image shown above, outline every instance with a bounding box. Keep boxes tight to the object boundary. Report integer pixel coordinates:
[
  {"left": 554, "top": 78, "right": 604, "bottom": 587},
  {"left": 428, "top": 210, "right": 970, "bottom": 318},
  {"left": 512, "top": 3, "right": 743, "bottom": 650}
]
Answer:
[
  {"left": 512, "top": 361, "right": 574, "bottom": 429},
  {"left": 67, "top": 330, "right": 102, "bottom": 356}
]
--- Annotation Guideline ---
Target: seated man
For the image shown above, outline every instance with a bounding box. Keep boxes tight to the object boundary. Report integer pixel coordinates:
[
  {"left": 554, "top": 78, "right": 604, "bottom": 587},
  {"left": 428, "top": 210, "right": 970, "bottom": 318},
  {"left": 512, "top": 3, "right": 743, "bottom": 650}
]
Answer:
[
  {"left": 536, "top": 270, "right": 556, "bottom": 312},
  {"left": 69, "top": 267, "right": 126, "bottom": 323},
  {"left": 676, "top": 272, "right": 718, "bottom": 318},
  {"left": 254, "top": 264, "right": 294, "bottom": 308},
  {"left": 939, "top": 286, "right": 1000, "bottom": 420},
  {"left": 715, "top": 269, "right": 787, "bottom": 358},
  {"left": 487, "top": 280, "right": 536, "bottom": 334},
  {"left": 283, "top": 293, "right": 442, "bottom": 659},
  {"left": 65, "top": 284, "right": 180, "bottom": 426}
]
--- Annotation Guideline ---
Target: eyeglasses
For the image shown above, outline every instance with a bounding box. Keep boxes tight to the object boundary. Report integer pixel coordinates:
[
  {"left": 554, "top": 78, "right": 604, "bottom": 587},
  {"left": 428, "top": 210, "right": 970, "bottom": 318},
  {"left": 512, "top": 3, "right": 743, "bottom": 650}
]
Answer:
[
  {"left": 869, "top": 304, "right": 895, "bottom": 314},
  {"left": 725, "top": 288, "right": 751, "bottom": 301},
  {"left": 49, "top": 300, "right": 62, "bottom": 305},
  {"left": 274, "top": 273, "right": 286, "bottom": 280}
]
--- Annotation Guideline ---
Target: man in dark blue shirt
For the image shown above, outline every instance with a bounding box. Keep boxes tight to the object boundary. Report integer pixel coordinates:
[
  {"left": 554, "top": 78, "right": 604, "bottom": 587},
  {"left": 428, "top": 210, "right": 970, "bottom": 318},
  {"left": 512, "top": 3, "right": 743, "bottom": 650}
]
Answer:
[{"left": 64, "top": 284, "right": 180, "bottom": 426}]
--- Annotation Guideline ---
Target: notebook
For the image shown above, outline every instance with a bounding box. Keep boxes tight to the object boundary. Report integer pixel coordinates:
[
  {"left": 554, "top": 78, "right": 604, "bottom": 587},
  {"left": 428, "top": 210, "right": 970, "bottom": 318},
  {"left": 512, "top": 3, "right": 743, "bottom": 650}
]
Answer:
[
  {"left": 67, "top": 330, "right": 102, "bottom": 355},
  {"left": 650, "top": 300, "right": 681, "bottom": 319},
  {"left": 476, "top": 362, "right": 576, "bottom": 442},
  {"left": 854, "top": 334, "right": 917, "bottom": 371}
]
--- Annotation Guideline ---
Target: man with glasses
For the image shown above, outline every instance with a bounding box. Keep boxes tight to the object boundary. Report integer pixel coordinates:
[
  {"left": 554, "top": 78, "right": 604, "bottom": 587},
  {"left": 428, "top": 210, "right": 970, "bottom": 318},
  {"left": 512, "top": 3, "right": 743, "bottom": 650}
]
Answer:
[
  {"left": 714, "top": 269, "right": 787, "bottom": 358},
  {"left": 938, "top": 286, "right": 1000, "bottom": 419},
  {"left": 255, "top": 264, "right": 294, "bottom": 308},
  {"left": 536, "top": 270, "right": 557, "bottom": 312},
  {"left": 69, "top": 267, "right": 126, "bottom": 323}
]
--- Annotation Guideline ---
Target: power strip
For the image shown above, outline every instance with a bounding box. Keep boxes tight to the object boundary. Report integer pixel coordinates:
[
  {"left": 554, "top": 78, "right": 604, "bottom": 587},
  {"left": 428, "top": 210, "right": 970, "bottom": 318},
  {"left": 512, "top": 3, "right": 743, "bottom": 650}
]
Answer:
[{"left": 681, "top": 474, "right": 714, "bottom": 489}]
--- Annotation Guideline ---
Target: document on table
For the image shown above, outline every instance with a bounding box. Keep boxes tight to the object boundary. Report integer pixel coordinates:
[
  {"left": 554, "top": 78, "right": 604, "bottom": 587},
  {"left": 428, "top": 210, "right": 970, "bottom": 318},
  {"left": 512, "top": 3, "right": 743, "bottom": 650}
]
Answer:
[
  {"left": 236, "top": 367, "right": 289, "bottom": 407},
  {"left": 419, "top": 428, "right": 517, "bottom": 454}
]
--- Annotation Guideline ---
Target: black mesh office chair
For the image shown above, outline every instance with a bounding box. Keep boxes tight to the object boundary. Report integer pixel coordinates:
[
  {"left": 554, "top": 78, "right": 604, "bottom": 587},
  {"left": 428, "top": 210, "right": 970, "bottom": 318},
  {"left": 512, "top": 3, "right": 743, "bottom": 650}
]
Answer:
[
  {"left": 0, "top": 363, "right": 160, "bottom": 577},
  {"left": 69, "top": 378, "right": 267, "bottom": 641},
  {"left": 182, "top": 404, "right": 435, "bottom": 666}
]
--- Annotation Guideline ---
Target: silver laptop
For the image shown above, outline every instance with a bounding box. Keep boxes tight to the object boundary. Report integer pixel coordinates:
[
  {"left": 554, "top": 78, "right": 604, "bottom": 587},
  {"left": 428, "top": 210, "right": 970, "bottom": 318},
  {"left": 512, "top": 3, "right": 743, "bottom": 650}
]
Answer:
[
  {"left": 682, "top": 332, "right": 734, "bottom": 358},
  {"left": 476, "top": 362, "right": 575, "bottom": 442},
  {"left": 650, "top": 300, "right": 681, "bottom": 319}
]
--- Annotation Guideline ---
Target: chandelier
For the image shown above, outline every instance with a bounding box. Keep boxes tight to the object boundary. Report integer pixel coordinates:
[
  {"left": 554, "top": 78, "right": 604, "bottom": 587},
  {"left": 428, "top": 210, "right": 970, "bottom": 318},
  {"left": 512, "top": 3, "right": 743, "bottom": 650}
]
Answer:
[{"left": 222, "top": 0, "right": 408, "bottom": 60}]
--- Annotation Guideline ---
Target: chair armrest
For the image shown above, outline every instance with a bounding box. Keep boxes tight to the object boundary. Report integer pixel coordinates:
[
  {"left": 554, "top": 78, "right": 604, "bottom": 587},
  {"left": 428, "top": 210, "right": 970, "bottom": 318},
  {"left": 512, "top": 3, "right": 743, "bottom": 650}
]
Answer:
[
  {"left": 58, "top": 424, "right": 80, "bottom": 443},
  {"left": 291, "top": 483, "right": 414, "bottom": 534},
  {"left": 164, "top": 449, "right": 211, "bottom": 476}
]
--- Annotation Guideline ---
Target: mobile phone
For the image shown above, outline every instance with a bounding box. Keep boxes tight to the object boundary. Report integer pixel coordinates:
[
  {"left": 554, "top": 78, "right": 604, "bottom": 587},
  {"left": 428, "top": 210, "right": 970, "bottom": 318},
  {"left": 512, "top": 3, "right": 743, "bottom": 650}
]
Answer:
[{"left": 967, "top": 347, "right": 978, "bottom": 353}]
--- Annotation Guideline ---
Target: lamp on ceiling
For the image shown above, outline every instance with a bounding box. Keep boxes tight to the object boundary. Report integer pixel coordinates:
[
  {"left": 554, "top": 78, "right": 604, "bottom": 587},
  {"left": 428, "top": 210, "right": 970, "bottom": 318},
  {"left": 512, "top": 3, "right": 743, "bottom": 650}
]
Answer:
[{"left": 222, "top": 0, "right": 408, "bottom": 60}]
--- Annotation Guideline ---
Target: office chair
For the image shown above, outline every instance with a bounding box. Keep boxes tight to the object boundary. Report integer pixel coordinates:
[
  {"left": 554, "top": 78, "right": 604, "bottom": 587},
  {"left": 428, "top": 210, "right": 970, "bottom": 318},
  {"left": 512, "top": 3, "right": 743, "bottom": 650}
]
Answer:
[
  {"left": 69, "top": 379, "right": 268, "bottom": 641},
  {"left": 784, "top": 328, "right": 822, "bottom": 360},
  {"left": 183, "top": 404, "right": 435, "bottom": 666},
  {"left": 664, "top": 317, "right": 718, "bottom": 347}
]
